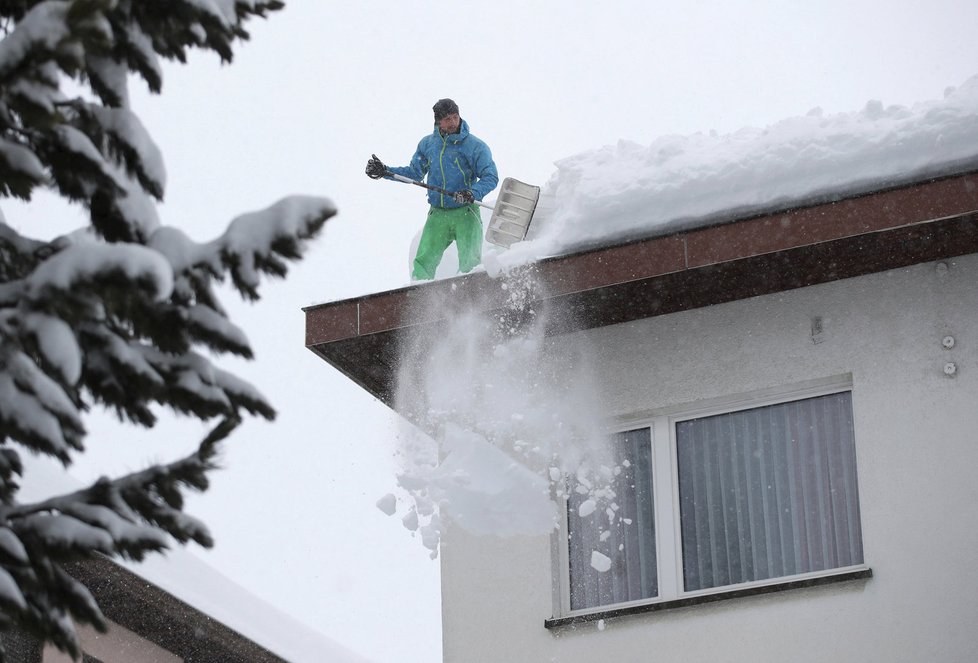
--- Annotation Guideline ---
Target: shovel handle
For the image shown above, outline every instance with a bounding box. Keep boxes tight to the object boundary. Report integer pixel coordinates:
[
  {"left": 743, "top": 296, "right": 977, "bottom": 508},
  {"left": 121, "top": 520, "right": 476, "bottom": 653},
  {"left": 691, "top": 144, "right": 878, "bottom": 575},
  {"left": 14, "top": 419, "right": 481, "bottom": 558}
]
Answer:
[{"left": 386, "top": 172, "right": 494, "bottom": 211}]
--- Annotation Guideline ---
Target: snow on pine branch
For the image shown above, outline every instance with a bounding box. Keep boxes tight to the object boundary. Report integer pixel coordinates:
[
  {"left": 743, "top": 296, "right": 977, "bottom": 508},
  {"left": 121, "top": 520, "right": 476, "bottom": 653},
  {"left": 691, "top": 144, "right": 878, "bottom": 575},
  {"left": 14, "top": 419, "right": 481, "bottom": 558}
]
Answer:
[
  {"left": 149, "top": 195, "right": 336, "bottom": 300},
  {"left": 0, "top": 2, "right": 71, "bottom": 83},
  {"left": 112, "top": 20, "right": 162, "bottom": 95},
  {"left": 3, "top": 414, "right": 231, "bottom": 555},
  {"left": 0, "top": 417, "right": 238, "bottom": 658},
  {"left": 220, "top": 196, "right": 335, "bottom": 298},
  {"left": 0, "top": 139, "right": 48, "bottom": 199},
  {"left": 0, "top": 348, "right": 85, "bottom": 462},
  {"left": 49, "top": 124, "right": 127, "bottom": 201},
  {"left": 83, "top": 103, "right": 167, "bottom": 198},
  {"left": 144, "top": 348, "right": 275, "bottom": 420},
  {"left": 25, "top": 240, "right": 173, "bottom": 303},
  {"left": 7, "top": 62, "right": 65, "bottom": 116},
  {"left": 85, "top": 53, "right": 130, "bottom": 108},
  {"left": 185, "top": 0, "right": 250, "bottom": 27},
  {"left": 186, "top": 304, "right": 251, "bottom": 358},
  {"left": 21, "top": 312, "right": 82, "bottom": 384}
]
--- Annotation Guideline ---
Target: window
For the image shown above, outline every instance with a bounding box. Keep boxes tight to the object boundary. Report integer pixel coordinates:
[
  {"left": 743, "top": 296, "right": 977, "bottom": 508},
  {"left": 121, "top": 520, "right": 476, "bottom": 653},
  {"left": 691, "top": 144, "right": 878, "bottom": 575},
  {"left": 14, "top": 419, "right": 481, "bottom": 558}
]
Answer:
[
  {"left": 567, "top": 428, "right": 657, "bottom": 610},
  {"left": 560, "top": 385, "right": 865, "bottom": 616}
]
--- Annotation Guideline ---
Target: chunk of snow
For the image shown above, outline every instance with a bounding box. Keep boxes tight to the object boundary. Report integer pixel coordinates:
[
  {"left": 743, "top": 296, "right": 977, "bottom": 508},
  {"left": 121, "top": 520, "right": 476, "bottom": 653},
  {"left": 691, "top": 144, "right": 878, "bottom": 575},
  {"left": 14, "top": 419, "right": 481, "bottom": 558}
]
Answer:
[
  {"left": 590, "top": 551, "right": 612, "bottom": 573},
  {"left": 401, "top": 509, "right": 419, "bottom": 532},
  {"left": 375, "top": 493, "right": 397, "bottom": 516},
  {"left": 578, "top": 499, "right": 597, "bottom": 518}
]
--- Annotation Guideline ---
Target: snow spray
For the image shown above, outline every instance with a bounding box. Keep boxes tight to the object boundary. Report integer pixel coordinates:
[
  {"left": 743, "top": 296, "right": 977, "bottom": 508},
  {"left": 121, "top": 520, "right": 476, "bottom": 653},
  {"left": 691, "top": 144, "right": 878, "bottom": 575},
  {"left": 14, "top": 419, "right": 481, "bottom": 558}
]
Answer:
[{"left": 383, "top": 266, "right": 618, "bottom": 559}]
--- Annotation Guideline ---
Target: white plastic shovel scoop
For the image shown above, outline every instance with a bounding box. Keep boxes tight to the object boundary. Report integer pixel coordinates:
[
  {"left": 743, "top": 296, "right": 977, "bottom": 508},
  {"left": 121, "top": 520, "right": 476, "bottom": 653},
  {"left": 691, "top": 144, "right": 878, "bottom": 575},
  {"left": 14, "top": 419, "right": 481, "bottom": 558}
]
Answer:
[{"left": 386, "top": 170, "right": 541, "bottom": 248}]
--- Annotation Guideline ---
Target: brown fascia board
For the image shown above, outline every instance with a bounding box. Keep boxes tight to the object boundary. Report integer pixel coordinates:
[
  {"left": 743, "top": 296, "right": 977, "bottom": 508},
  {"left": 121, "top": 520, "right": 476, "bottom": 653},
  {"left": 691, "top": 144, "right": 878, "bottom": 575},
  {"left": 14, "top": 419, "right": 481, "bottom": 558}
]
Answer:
[
  {"left": 66, "top": 556, "right": 287, "bottom": 663},
  {"left": 304, "top": 170, "right": 978, "bottom": 407}
]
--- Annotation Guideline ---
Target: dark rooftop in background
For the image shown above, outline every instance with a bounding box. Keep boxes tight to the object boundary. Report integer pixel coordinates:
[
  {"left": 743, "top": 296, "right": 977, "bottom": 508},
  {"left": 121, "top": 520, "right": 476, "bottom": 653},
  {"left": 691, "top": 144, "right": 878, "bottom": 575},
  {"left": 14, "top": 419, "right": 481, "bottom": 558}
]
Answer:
[{"left": 304, "top": 170, "right": 978, "bottom": 407}]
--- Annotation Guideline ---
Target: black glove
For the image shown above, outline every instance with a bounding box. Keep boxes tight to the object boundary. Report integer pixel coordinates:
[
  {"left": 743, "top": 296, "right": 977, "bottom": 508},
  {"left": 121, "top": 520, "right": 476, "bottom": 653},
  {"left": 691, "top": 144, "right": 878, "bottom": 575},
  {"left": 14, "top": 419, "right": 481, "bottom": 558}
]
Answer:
[
  {"left": 452, "top": 189, "right": 474, "bottom": 204},
  {"left": 366, "top": 154, "right": 387, "bottom": 179}
]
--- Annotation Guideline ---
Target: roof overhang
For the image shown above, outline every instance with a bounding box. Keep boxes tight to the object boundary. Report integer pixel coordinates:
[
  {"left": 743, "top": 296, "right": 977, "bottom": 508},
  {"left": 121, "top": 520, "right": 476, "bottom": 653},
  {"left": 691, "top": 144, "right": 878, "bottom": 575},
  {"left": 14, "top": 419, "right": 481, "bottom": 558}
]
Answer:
[{"left": 304, "top": 170, "right": 978, "bottom": 407}]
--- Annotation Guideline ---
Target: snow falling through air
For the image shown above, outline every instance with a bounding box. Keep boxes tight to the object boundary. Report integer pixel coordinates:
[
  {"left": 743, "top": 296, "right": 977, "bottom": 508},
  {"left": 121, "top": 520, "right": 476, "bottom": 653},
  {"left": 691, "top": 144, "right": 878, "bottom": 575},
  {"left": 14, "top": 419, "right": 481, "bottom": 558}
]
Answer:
[{"left": 381, "top": 267, "right": 621, "bottom": 563}]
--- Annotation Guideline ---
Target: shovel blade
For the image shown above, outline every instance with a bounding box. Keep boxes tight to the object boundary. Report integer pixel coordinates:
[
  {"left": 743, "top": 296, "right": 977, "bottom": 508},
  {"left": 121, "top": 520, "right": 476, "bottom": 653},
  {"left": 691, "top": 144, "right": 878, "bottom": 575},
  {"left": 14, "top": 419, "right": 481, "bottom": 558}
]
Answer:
[{"left": 485, "top": 178, "right": 541, "bottom": 248}]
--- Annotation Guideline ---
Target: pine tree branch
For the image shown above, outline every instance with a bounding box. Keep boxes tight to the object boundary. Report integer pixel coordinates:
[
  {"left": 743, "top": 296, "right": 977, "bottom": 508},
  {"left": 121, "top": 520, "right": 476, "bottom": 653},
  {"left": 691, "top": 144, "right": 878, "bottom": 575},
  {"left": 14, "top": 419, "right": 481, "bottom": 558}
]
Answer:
[
  {"left": 0, "top": 2, "right": 324, "bottom": 658},
  {"left": 0, "top": 415, "right": 237, "bottom": 659}
]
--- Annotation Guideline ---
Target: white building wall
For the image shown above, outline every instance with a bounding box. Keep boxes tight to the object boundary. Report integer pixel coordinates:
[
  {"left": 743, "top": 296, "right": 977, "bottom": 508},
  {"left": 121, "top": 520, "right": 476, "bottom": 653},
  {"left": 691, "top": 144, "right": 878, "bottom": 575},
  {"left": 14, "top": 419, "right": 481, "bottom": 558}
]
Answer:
[{"left": 441, "top": 254, "right": 978, "bottom": 663}]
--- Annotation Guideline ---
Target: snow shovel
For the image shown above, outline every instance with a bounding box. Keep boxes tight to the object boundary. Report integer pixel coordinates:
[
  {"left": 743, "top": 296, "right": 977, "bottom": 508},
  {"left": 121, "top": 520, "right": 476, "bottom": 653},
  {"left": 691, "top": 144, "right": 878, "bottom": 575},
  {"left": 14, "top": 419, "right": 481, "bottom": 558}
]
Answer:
[{"left": 384, "top": 166, "right": 540, "bottom": 248}]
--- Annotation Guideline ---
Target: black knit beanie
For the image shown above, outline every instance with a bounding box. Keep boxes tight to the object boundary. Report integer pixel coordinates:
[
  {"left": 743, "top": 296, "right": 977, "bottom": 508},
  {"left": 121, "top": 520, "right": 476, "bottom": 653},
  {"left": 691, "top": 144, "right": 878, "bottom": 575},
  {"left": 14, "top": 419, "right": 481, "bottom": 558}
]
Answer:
[{"left": 433, "top": 98, "right": 460, "bottom": 121}]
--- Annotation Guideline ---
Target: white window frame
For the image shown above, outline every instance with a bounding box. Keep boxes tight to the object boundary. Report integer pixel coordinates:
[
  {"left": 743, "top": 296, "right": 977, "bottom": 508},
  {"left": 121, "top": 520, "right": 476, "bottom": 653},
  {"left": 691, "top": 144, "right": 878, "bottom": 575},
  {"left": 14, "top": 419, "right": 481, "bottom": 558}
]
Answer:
[{"left": 552, "top": 374, "right": 869, "bottom": 619}]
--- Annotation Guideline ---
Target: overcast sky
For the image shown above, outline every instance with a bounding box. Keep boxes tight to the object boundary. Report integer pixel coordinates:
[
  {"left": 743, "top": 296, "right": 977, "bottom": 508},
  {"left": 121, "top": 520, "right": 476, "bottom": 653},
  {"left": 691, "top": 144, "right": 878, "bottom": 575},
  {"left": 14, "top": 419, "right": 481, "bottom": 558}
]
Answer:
[{"left": 6, "top": 2, "right": 978, "bottom": 662}]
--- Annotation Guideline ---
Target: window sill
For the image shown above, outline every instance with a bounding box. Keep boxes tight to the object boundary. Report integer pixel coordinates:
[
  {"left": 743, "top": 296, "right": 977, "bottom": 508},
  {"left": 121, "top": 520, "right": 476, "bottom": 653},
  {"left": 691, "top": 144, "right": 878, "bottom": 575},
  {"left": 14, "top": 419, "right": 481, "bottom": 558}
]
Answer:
[{"left": 544, "top": 567, "right": 873, "bottom": 630}]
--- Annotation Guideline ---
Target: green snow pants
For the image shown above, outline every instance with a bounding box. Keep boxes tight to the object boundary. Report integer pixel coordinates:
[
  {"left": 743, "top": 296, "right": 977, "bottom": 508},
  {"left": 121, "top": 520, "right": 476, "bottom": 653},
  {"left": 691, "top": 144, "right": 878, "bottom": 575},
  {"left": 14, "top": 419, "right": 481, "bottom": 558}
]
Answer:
[{"left": 412, "top": 204, "right": 483, "bottom": 281}]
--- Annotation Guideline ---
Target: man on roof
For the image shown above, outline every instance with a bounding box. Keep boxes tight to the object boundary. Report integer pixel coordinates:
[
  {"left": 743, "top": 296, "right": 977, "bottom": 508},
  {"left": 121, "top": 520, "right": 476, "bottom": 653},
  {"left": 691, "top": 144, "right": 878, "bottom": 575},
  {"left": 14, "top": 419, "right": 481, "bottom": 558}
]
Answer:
[{"left": 366, "top": 98, "right": 499, "bottom": 280}]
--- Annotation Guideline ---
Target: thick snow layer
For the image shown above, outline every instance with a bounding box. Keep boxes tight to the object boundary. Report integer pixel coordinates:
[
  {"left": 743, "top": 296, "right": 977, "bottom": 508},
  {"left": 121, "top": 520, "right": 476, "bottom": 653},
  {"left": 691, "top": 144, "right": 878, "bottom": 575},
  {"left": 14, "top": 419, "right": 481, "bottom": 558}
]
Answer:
[{"left": 489, "top": 74, "right": 978, "bottom": 268}]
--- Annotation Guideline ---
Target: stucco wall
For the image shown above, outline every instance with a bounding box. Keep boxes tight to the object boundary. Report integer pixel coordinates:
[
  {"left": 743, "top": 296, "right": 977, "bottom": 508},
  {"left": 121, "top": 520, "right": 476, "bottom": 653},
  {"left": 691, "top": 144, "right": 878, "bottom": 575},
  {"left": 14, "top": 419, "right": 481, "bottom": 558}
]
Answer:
[{"left": 440, "top": 253, "right": 978, "bottom": 662}]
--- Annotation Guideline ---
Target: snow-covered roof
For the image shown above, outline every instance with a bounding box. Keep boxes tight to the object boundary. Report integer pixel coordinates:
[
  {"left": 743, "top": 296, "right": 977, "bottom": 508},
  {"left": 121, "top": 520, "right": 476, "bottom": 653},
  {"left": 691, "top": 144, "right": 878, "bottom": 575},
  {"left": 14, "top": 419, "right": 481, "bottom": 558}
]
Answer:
[
  {"left": 18, "top": 456, "right": 370, "bottom": 663},
  {"left": 494, "top": 73, "right": 978, "bottom": 268}
]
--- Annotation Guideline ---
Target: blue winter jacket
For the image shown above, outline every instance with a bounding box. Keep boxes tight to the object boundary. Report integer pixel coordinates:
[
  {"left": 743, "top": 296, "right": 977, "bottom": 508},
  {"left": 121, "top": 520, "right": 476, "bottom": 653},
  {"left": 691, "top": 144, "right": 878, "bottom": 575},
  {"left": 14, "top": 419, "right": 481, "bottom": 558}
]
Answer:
[{"left": 388, "top": 119, "right": 499, "bottom": 209}]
